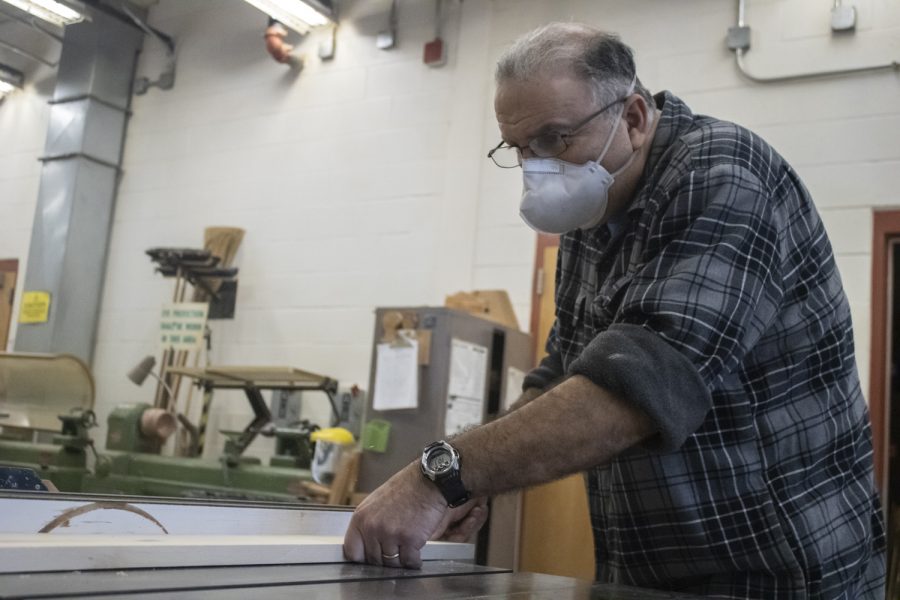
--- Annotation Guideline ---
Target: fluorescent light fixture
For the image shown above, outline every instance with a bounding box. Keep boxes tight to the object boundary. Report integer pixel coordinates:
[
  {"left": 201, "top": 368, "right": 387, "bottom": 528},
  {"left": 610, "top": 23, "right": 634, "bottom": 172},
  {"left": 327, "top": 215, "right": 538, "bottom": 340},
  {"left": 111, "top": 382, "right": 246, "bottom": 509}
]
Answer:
[
  {"left": 0, "top": 0, "right": 86, "bottom": 27},
  {"left": 0, "top": 63, "right": 24, "bottom": 97},
  {"left": 242, "top": 0, "right": 333, "bottom": 34}
]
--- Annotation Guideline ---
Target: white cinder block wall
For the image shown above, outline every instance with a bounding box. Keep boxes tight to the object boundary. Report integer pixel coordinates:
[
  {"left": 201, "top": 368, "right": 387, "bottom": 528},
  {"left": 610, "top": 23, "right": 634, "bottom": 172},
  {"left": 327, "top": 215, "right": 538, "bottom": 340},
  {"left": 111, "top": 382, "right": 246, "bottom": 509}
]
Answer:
[
  {"left": 2, "top": 0, "right": 898, "bottom": 457},
  {"left": 0, "top": 54, "right": 54, "bottom": 345},
  {"left": 95, "top": 0, "right": 498, "bottom": 454}
]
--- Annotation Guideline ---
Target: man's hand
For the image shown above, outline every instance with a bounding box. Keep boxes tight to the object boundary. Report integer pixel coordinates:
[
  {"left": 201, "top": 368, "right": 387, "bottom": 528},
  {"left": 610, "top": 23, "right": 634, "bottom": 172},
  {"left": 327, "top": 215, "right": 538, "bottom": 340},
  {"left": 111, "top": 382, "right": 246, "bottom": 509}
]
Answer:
[
  {"left": 343, "top": 462, "right": 450, "bottom": 569},
  {"left": 432, "top": 495, "right": 489, "bottom": 543}
]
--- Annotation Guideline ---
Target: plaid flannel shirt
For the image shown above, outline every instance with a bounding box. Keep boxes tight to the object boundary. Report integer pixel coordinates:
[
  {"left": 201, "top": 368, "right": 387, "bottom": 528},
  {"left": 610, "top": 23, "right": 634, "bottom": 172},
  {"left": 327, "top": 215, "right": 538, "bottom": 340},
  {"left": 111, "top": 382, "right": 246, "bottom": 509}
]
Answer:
[{"left": 524, "top": 92, "right": 885, "bottom": 598}]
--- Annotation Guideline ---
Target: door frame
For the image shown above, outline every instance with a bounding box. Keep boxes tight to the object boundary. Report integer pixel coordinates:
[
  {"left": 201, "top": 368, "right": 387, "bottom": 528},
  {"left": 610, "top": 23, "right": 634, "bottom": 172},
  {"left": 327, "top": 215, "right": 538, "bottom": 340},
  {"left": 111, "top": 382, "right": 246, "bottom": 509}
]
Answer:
[
  {"left": 870, "top": 210, "right": 900, "bottom": 490},
  {"left": 529, "top": 234, "right": 560, "bottom": 342},
  {"left": 0, "top": 259, "right": 18, "bottom": 351}
]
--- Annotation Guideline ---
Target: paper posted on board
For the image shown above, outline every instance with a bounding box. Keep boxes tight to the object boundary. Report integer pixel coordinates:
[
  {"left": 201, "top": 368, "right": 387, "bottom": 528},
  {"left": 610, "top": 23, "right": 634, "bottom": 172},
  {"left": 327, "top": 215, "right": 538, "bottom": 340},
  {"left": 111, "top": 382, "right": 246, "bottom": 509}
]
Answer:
[
  {"left": 444, "top": 339, "right": 488, "bottom": 436},
  {"left": 372, "top": 337, "right": 419, "bottom": 411}
]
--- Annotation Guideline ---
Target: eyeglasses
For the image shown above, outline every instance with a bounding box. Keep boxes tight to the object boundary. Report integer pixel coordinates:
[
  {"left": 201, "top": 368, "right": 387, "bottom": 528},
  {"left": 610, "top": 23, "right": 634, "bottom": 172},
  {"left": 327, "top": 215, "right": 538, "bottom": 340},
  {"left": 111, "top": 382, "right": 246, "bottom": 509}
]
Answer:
[{"left": 487, "top": 97, "right": 627, "bottom": 169}]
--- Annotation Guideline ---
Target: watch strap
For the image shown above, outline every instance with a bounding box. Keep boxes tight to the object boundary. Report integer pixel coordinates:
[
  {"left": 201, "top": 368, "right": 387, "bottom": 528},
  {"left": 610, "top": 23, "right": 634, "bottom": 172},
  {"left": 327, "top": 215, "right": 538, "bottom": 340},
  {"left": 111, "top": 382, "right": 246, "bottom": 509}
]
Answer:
[{"left": 437, "top": 470, "right": 470, "bottom": 508}]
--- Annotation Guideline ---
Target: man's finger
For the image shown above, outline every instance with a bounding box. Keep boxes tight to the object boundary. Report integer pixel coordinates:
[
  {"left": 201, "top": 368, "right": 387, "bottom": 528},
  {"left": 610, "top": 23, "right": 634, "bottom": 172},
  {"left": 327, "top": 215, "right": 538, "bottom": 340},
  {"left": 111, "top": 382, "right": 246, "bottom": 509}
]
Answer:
[
  {"left": 468, "top": 503, "right": 489, "bottom": 533},
  {"left": 442, "top": 506, "right": 486, "bottom": 542},
  {"left": 363, "top": 535, "right": 385, "bottom": 566},
  {"left": 429, "top": 507, "right": 456, "bottom": 541},
  {"left": 433, "top": 497, "right": 489, "bottom": 541},
  {"left": 399, "top": 544, "right": 423, "bottom": 570},
  {"left": 380, "top": 544, "right": 402, "bottom": 568},
  {"left": 343, "top": 525, "right": 366, "bottom": 563}
]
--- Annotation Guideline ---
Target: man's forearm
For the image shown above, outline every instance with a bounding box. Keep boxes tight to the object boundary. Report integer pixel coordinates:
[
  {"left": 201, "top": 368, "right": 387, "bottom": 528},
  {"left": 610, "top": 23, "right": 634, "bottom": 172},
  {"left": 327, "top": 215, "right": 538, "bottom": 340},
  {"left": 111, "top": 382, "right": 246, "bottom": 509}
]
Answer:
[{"left": 453, "top": 375, "right": 655, "bottom": 497}]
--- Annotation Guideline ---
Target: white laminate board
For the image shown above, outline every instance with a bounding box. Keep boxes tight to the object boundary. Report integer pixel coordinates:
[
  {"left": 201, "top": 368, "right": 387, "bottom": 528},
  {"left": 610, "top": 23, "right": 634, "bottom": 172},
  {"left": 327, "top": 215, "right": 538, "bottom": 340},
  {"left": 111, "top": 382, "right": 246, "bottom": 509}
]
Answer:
[
  {"left": 0, "top": 534, "right": 474, "bottom": 573},
  {"left": 0, "top": 497, "right": 353, "bottom": 535}
]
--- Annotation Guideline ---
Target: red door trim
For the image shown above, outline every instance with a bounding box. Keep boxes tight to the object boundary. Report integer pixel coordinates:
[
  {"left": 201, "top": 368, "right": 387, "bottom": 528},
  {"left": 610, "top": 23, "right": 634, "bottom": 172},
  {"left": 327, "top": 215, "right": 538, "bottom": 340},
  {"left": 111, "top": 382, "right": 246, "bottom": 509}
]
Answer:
[{"left": 870, "top": 211, "right": 900, "bottom": 487}]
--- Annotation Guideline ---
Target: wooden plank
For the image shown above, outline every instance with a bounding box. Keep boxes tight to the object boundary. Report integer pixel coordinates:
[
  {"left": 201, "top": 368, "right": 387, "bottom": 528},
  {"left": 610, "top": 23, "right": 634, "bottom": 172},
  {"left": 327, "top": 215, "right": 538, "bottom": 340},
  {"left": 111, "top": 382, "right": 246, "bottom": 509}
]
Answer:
[
  {"left": 0, "top": 534, "right": 473, "bottom": 573},
  {"left": 0, "top": 260, "right": 17, "bottom": 351}
]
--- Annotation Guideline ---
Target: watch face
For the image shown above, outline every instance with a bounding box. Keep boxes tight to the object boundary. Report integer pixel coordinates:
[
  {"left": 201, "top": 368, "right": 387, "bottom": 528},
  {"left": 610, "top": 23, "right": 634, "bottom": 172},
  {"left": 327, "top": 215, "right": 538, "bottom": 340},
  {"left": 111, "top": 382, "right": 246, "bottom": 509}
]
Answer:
[{"left": 427, "top": 449, "right": 453, "bottom": 474}]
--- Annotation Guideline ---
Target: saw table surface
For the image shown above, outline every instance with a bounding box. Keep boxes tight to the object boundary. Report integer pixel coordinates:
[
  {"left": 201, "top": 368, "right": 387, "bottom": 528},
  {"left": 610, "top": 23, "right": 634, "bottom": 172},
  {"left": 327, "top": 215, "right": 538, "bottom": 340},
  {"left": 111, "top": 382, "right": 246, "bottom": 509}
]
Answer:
[
  {"left": 0, "top": 561, "right": 708, "bottom": 599},
  {"left": 0, "top": 490, "right": 707, "bottom": 599}
]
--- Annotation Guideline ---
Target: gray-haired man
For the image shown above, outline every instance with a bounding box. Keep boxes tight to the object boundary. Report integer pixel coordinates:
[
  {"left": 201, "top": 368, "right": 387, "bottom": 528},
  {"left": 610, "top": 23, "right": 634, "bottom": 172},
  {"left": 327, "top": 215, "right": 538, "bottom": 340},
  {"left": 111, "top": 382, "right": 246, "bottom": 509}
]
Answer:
[{"left": 343, "top": 23, "right": 885, "bottom": 599}]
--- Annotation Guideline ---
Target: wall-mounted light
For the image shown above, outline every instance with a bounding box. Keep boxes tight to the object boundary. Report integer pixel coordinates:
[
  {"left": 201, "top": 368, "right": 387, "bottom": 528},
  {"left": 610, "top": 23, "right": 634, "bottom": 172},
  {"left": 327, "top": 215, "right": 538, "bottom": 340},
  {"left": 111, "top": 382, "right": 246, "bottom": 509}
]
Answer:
[
  {"left": 242, "top": 0, "right": 334, "bottom": 34},
  {"left": 0, "top": 63, "right": 24, "bottom": 98},
  {"left": 0, "top": 0, "right": 86, "bottom": 27}
]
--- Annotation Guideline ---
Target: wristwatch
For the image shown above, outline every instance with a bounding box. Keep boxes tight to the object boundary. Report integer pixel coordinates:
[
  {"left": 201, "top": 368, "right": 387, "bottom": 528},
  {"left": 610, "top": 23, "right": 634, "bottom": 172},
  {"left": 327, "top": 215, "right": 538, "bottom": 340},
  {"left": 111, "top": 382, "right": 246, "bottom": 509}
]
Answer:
[{"left": 420, "top": 440, "right": 470, "bottom": 508}]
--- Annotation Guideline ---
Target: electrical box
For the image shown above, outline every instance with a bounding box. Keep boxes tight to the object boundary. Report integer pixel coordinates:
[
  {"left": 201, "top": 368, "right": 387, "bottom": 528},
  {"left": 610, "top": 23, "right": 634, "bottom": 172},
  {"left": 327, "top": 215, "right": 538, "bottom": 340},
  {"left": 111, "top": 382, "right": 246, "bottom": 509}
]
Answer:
[{"left": 831, "top": 4, "right": 857, "bottom": 32}]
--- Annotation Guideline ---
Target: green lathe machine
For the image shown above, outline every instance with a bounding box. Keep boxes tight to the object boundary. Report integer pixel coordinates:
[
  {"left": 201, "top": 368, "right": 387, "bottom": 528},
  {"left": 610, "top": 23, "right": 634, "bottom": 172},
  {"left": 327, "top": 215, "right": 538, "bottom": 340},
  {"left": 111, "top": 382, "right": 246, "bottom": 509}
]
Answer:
[{"left": 0, "top": 352, "right": 338, "bottom": 502}]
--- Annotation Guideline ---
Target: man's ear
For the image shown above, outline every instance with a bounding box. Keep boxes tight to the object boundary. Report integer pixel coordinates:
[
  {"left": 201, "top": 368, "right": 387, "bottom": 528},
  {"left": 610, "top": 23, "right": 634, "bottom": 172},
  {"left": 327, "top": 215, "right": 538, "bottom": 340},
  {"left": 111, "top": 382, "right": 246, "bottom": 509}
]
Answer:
[{"left": 623, "top": 95, "right": 654, "bottom": 149}]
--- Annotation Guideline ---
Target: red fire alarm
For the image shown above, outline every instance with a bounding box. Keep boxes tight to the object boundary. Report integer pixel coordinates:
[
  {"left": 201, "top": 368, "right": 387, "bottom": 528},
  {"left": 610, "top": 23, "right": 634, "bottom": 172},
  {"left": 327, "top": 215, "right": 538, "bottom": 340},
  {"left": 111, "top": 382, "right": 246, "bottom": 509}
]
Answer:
[{"left": 423, "top": 37, "right": 445, "bottom": 67}]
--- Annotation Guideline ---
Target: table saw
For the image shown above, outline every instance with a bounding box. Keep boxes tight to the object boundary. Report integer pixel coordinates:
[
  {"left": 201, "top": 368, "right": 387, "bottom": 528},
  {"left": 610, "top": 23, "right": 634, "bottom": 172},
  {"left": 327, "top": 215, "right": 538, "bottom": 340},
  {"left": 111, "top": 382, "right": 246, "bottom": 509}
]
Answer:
[{"left": 0, "top": 491, "right": 704, "bottom": 599}]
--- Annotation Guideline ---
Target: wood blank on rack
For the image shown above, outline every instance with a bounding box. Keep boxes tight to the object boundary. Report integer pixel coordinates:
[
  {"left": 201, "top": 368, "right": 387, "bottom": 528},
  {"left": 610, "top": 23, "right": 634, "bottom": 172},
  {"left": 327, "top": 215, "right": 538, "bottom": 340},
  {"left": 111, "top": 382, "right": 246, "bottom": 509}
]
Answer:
[{"left": 328, "top": 450, "right": 362, "bottom": 506}]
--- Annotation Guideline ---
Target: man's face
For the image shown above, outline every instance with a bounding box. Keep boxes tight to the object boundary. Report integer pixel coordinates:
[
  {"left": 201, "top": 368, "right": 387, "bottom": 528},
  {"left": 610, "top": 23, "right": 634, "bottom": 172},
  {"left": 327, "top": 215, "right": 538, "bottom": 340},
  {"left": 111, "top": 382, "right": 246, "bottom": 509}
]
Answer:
[{"left": 494, "top": 72, "right": 631, "bottom": 170}]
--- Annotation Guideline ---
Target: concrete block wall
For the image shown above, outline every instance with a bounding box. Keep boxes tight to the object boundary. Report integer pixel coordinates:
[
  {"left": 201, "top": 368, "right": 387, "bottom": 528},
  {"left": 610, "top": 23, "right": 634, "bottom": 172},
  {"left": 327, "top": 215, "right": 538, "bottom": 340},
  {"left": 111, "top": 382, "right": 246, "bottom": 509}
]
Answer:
[{"left": 2, "top": 0, "right": 897, "bottom": 459}]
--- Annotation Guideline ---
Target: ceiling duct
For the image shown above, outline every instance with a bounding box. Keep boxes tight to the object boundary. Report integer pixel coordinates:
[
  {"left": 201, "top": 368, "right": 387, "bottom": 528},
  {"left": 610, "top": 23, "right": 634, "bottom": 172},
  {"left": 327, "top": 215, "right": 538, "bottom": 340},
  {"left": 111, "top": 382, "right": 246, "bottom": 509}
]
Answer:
[{"left": 14, "top": 7, "right": 142, "bottom": 364}]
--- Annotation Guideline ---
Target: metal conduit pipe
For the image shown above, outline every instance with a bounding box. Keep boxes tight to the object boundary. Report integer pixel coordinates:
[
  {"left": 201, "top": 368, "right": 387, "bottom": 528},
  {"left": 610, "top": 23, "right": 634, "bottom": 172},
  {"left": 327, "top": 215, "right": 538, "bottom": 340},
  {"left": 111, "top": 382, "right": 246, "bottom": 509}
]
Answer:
[
  {"left": 0, "top": 4, "right": 65, "bottom": 43},
  {"left": 0, "top": 37, "right": 57, "bottom": 67},
  {"left": 730, "top": 0, "right": 899, "bottom": 84}
]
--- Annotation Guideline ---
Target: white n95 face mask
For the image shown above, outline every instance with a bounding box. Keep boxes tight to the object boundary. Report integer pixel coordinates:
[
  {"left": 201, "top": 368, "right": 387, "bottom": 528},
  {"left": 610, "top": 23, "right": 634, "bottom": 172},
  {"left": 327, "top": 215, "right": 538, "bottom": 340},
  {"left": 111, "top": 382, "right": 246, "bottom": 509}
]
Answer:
[{"left": 519, "top": 106, "right": 635, "bottom": 235}]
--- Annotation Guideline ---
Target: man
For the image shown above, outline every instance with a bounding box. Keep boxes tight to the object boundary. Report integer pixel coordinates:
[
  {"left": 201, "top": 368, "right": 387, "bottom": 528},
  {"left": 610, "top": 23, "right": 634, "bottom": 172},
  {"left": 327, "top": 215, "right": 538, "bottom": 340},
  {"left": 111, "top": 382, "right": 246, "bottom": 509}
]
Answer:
[{"left": 344, "top": 22, "right": 886, "bottom": 598}]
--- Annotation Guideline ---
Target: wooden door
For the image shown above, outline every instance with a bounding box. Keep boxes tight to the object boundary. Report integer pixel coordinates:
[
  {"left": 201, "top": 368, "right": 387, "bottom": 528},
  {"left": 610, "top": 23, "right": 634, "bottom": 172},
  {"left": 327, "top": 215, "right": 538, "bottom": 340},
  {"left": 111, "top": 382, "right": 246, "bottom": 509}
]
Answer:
[
  {"left": 0, "top": 259, "right": 17, "bottom": 351},
  {"left": 518, "top": 236, "right": 595, "bottom": 580}
]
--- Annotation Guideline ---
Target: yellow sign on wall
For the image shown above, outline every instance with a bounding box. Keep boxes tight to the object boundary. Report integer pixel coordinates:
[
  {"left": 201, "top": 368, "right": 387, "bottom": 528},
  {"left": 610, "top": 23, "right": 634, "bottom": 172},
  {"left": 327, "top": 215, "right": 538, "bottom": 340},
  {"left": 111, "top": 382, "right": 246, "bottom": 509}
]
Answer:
[{"left": 19, "top": 291, "right": 51, "bottom": 324}]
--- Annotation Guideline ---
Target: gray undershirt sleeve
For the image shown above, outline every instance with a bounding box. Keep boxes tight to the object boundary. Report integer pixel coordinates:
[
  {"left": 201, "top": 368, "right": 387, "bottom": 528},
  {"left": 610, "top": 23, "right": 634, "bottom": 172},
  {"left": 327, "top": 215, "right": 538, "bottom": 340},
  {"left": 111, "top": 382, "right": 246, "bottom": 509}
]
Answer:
[
  {"left": 523, "top": 351, "right": 564, "bottom": 392},
  {"left": 567, "top": 323, "right": 712, "bottom": 454}
]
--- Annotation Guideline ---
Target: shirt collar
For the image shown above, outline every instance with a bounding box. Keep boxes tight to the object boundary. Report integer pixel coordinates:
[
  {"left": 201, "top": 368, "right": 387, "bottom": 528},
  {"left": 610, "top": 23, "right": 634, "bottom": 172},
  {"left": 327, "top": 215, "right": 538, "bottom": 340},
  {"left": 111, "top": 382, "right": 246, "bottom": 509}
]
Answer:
[
  {"left": 644, "top": 91, "right": 695, "bottom": 173},
  {"left": 626, "top": 91, "right": 696, "bottom": 218}
]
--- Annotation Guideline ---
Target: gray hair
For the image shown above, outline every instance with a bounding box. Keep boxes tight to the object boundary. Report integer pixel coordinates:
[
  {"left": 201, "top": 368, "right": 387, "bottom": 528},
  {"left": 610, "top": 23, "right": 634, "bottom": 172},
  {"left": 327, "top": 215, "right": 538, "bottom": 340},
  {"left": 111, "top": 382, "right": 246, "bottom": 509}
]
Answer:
[{"left": 496, "top": 23, "right": 654, "bottom": 113}]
